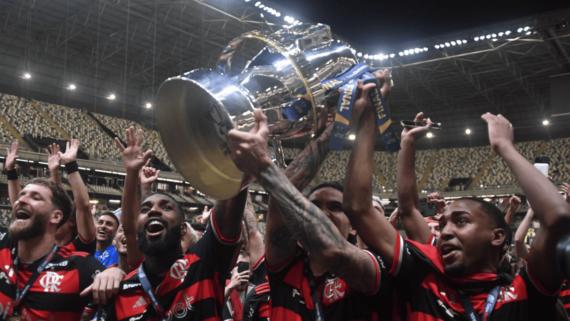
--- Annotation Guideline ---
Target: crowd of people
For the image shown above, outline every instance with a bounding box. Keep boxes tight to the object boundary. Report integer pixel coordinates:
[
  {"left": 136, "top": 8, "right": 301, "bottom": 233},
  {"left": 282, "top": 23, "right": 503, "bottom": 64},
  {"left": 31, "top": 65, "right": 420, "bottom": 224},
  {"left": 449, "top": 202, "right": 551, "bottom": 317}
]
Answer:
[{"left": 0, "top": 68, "right": 570, "bottom": 321}]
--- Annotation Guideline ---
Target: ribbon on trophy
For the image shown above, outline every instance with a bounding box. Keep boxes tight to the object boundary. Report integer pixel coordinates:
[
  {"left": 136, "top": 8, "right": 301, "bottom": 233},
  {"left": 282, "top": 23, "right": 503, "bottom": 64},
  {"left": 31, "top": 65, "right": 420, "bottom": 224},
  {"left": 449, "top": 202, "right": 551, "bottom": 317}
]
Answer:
[{"left": 284, "top": 62, "right": 400, "bottom": 153}]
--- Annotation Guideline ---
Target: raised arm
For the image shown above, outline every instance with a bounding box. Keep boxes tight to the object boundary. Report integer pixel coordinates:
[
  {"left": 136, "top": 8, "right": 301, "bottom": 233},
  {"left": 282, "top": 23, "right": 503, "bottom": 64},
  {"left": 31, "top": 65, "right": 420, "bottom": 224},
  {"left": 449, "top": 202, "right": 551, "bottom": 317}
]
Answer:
[
  {"left": 504, "top": 195, "right": 521, "bottom": 225},
  {"left": 46, "top": 143, "right": 62, "bottom": 186},
  {"left": 229, "top": 109, "right": 380, "bottom": 294},
  {"left": 243, "top": 191, "right": 265, "bottom": 266},
  {"left": 264, "top": 109, "right": 333, "bottom": 266},
  {"left": 6, "top": 142, "right": 21, "bottom": 208},
  {"left": 59, "top": 139, "right": 96, "bottom": 242},
  {"left": 482, "top": 112, "right": 570, "bottom": 292},
  {"left": 116, "top": 127, "right": 149, "bottom": 268},
  {"left": 395, "top": 112, "right": 437, "bottom": 244},
  {"left": 342, "top": 71, "right": 399, "bottom": 269},
  {"left": 514, "top": 206, "right": 533, "bottom": 261}
]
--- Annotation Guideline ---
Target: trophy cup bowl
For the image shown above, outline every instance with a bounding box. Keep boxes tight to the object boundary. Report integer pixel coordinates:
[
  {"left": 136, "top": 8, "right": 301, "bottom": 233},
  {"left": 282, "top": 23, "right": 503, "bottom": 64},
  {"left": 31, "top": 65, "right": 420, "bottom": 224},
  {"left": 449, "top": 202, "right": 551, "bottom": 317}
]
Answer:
[{"left": 156, "top": 23, "right": 358, "bottom": 199}]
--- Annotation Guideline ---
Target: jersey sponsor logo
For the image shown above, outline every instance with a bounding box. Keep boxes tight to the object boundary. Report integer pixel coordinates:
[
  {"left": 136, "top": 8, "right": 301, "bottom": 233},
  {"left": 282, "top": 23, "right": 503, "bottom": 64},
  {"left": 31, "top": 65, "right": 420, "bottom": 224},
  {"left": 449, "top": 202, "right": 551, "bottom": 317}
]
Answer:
[
  {"left": 170, "top": 259, "right": 189, "bottom": 281},
  {"left": 132, "top": 296, "right": 148, "bottom": 308},
  {"left": 46, "top": 261, "right": 68, "bottom": 268},
  {"left": 501, "top": 286, "right": 519, "bottom": 302},
  {"left": 123, "top": 283, "right": 142, "bottom": 290},
  {"left": 323, "top": 278, "right": 346, "bottom": 303},
  {"left": 39, "top": 271, "right": 64, "bottom": 292},
  {"left": 0, "top": 271, "right": 10, "bottom": 285}
]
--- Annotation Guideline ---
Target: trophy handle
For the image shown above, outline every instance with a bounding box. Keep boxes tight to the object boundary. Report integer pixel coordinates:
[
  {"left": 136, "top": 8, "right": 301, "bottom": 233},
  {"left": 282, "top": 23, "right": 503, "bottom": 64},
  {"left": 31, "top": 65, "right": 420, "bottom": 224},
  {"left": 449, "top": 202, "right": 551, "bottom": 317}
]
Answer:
[{"left": 272, "top": 138, "right": 286, "bottom": 168}]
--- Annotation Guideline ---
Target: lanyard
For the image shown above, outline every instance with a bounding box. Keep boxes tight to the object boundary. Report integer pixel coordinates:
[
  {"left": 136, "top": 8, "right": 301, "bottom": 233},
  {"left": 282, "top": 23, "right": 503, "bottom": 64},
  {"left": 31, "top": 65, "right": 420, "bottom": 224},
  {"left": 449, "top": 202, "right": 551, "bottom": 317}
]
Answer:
[
  {"left": 138, "top": 265, "right": 167, "bottom": 321},
  {"left": 12, "top": 244, "right": 58, "bottom": 316},
  {"left": 458, "top": 286, "right": 500, "bottom": 321},
  {"left": 302, "top": 256, "right": 326, "bottom": 321}
]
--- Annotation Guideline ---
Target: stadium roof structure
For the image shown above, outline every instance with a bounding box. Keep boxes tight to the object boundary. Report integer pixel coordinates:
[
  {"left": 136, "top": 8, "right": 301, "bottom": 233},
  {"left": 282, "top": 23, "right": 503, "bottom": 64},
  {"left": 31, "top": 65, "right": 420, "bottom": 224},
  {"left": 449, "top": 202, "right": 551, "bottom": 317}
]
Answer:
[{"left": 0, "top": 1, "right": 569, "bottom": 151}]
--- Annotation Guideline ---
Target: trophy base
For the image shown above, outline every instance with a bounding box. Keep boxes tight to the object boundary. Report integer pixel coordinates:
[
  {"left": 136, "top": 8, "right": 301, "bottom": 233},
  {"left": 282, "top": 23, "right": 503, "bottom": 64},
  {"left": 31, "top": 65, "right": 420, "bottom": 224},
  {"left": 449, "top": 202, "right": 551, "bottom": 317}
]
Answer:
[{"left": 156, "top": 69, "right": 256, "bottom": 200}]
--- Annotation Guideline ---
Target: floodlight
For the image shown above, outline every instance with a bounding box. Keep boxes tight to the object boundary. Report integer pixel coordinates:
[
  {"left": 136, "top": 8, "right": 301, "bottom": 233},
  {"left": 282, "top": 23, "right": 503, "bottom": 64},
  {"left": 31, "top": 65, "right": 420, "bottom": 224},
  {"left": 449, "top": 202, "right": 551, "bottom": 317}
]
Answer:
[
  {"left": 426, "top": 132, "right": 433, "bottom": 138},
  {"left": 474, "top": 37, "right": 479, "bottom": 41},
  {"left": 498, "top": 32, "right": 504, "bottom": 36},
  {"left": 389, "top": 53, "right": 395, "bottom": 58},
  {"left": 259, "top": 4, "right": 265, "bottom": 8},
  {"left": 364, "top": 54, "right": 369, "bottom": 59},
  {"left": 399, "top": 52, "right": 404, "bottom": 56},
  {"left": 524, "top": 26, "right": 530, "bottom": 31},
  {"left": 456, "top": 40, "right": 461, "bottom": 44},
  {"left": 505, "top": 30, "right": 511, "bottom": 35},
  {"left": 462, "top": 40, "right": 467, "bottom": 44},
  {"left": 492, "top": 39, "right": 497, "bottom": 42},
  {"left": 423, "top": 47, "right": 428, "bottom": 51},
  {"left": 146, "top": 103, "right": 152, "bottom": 108},
  {"left": 543, "top": 120, "right": 549, "bottom": 126},
  {"left": 357, "top": 52, "right": 362, "bottom": 57},
  {"left": 435, "top": 45, "right": 440, "bottom": 49},
  {"left": 517, "top": 28, "right": 523, "bottom": 33},
  {"left": 260, "top": 13, "right": 264, "bottom": 17},
  {"left": 445, "top": 42, "right": 450, "bottom": 47},
  {"left": 526, "top": 31, "right": 531, "bottom": 35},
  {"left": 348, "top": 134, "right": 356, "bottom": 140},
  {"left": 414, "top": 48, "right": 420, "bottom": 53},
  {"left": 486, "top": 35, "right": 491, "bottom": 39},
  {"left": 24, "top": 73, "right": 31, "bottom": 79},
  {"left": 451, "top": 41, "right": 456, "bottom": 46},
  {"left": 403, "top": 50, "right": 409, "bottom": 55},
  {"left": 465, "top": 129, "right": 471, "bottom": 134},
  {"left": 254, "top": 1, "right": 261, "bottom": 5},
  {"left": 68, "top": 84, "right": 76, "bottom": 90},
  {"left": 108, "top": 94, "right": 116, "bottom": 100},
  {"left": 276, "top": 12, "right": 281, "bottom": 17},
  {"left": 492, "top": 34, "right": 496, "bottom": 38}
]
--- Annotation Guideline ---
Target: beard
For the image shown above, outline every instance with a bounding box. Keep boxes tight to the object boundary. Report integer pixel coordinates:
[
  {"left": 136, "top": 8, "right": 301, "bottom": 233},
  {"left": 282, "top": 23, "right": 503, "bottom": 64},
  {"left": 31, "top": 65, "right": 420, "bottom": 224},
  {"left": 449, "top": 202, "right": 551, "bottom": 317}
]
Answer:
[
  {"left": 444, "top": 263, "right": 466, "bottom": 277},
  {"left": 137, "top": 221, "right": 181, "bottom": 256},
  {"left": 9, "top": 212, "right": 49, "bottom": 241}
]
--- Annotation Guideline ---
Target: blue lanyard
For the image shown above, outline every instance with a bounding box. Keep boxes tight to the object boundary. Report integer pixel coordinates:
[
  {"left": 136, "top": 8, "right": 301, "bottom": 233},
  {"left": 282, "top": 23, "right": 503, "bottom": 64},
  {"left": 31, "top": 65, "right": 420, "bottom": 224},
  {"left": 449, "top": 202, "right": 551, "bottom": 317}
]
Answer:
[
  {"left": 138, "top": 265, "right": 167, "bottom": 321},
  {"left": 12, "top": 244, "right": 58, "bottom": 316},
  {"left": 458, "top": 286, "right": 500, "bottom": 321}
]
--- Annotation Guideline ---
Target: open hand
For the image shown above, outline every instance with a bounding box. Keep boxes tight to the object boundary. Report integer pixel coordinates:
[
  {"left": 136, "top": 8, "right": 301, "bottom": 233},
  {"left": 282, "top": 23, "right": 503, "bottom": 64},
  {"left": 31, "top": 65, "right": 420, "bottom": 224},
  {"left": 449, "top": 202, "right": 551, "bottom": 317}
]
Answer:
[
  {"left": 116, "top": 127, "right": 152, "bottom": 174},
  {"left": 227, "top": 109, "right": 272, "bottom": 176},
  {"left": 58, "top": 139, "right": 79, "bottom": 163},
  {"left": 5, "top": 142, "right": 18, "bottom": 170},
  {"left": 45, "top": 143, "right": 61, "bottom": 171},
  {"left": 481, "top": 113, "right": 514, "bottom": 154}
]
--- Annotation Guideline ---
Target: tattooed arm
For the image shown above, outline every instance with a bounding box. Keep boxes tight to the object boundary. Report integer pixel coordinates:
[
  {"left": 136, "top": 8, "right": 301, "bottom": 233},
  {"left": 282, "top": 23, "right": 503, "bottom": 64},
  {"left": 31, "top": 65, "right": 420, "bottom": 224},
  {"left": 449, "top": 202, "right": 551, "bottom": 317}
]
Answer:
[
  {"left": 228, "top": 109, "right": 379, "bottom": 294},
  {"left": 244, "top": 191, "right": 265, "bottom": 266},
  {"left": 264, "top": 117, "right": 333, "bottom": 266},
  {"left": 212, "top": 189, "right": 248, "bottom": 241}
]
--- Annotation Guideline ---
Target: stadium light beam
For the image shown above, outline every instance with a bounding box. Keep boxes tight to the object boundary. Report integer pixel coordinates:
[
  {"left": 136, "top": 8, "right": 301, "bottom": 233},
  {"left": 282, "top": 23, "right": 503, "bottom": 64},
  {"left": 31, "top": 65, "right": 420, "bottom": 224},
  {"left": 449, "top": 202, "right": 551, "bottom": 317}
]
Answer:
[
  {"left": 543, "top": 120, "right": 549, "bottom": 126},
  {"left": 146, "top": 103, "right": 152, "bottom": 109},
  {"left": 465, "top": 129, "right": 471, "bottom": 135},
  {"left": 108, "top": 94, "right": 116, "bottom": 100},
  {"left": 68, "top": 84, "right": 76, "bottom": 90},
  {"left": 24, "top": 73, "right": 31, "bottom": 79}
]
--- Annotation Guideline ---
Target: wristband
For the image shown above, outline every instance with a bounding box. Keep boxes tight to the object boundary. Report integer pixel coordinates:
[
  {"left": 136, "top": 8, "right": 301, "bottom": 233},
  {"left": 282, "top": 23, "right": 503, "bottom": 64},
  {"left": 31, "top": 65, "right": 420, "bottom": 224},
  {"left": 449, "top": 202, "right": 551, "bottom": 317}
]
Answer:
[
  {"left": 6, "top": 169, "right": 18, "bottom": 180},
  {"left": 65, "top": 160, "right": 79, "bottom": 174}
]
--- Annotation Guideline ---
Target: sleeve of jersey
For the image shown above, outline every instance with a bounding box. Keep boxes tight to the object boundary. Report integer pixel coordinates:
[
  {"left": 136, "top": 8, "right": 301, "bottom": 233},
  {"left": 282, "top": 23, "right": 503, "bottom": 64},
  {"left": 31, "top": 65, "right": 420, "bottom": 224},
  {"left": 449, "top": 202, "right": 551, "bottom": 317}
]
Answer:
[
  {"left": 361, "top": 249, "right": 391, "bottom": 296},
  {"left": 427, "top": 234, "right": 437, "bottom": 246},
  {"left": 79, "top": 256, "right": 107, "bottom": 295},
  {"left": 523, "top": 264, "right": 562, "bottom": 297},
  {"left": 386, "top": 233, "right": 428, "bottom": 294},
  {"left": 190, "top": 215, "right": 242, "bottom": 274},
  {"left": 97, "top": 297, "right": 118, "bottom": 321}
]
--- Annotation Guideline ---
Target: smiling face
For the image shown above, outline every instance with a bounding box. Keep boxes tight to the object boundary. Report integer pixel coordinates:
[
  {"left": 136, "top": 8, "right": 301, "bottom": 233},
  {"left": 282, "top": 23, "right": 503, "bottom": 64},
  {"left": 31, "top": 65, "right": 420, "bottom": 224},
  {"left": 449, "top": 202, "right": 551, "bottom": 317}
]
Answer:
[
  {"left": 136, "top": 194, "right": 183, "bottom": 256},
  {"left": 436, "top": 199, "right": 505, "bottom": 276},
  {"left": 115, "top": 224, "right": 127, "bottom": 255},
  {"left": 10, "top": 184, "right": 60, "bottom": 241},
  {"left": 308, "top": 187, "right": 354, "bottom": 241},
  {"left": 96, "top": 214, "right": 119, "bottom": 243}
]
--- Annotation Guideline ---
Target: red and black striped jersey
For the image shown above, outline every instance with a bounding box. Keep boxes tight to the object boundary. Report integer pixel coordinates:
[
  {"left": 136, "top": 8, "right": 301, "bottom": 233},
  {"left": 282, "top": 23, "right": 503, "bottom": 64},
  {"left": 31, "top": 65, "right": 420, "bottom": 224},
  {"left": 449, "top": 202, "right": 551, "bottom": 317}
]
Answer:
[
  {"left": 388, "top": 233, "right": 561, "bottom": 320},
  {"left": 0, "top": 227, "right": 105, "bottom": 321},
  {"left": 243, "top": 279, "right": 270, "bottom": 321},
  {"left": 266, "top": 247, "right": 393, "bottom": 321},
  {"left": 63, "top": 233, "right": 97, "bottom": 255},
  {"left": 98, "top": 216, "right": 240, "bottom": 321},
  {"left": 559, "top": 280, "right": 570, "bottom": 320}
]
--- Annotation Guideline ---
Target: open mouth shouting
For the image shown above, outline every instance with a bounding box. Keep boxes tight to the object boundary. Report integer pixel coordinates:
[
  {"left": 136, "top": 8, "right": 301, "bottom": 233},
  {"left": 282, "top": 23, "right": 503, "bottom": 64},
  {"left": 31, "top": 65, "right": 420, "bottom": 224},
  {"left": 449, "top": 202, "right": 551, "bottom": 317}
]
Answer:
[
  {"left": 15, "top": 209, "right": 32, "bottom": 221},
  {"left": 145, "top": 218, "right": 167, "bottom": 238}
]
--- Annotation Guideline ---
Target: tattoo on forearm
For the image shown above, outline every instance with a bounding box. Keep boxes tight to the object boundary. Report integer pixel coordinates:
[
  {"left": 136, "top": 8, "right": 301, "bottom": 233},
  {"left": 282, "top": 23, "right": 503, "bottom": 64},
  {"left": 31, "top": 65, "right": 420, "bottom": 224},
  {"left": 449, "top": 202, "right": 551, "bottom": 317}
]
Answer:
[
  {"left": 284, "top": 125, "right": 332, "bottom": 189},
  {"left": 243, "top": 198, "right": 259, "bottom": 232},
  {"left": 141, "top": 185, "right": 153, "bottom": 200},
  {"left": 260, "top": 163, "right": 358, "bottom": 273}
]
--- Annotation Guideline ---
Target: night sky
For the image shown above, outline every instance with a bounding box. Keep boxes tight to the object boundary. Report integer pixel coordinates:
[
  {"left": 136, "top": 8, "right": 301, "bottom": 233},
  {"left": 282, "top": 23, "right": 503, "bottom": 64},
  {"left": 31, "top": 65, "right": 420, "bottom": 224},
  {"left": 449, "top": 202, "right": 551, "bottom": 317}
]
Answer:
[{"left": 271, "top": 0, "right": 568, "bottom": 50}]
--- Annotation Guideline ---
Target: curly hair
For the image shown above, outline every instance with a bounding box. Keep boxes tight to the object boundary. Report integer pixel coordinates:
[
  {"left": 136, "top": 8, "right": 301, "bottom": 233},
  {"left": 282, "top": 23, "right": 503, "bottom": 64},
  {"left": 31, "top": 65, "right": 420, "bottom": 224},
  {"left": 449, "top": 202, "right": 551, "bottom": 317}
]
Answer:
[{"left": 26, "top": 178, "right": 73, "bottom": 229}]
